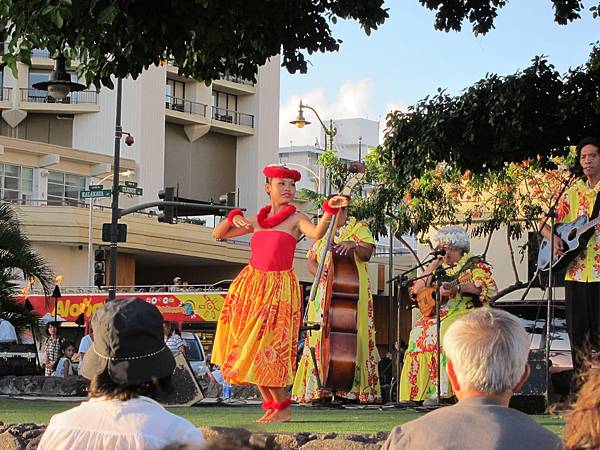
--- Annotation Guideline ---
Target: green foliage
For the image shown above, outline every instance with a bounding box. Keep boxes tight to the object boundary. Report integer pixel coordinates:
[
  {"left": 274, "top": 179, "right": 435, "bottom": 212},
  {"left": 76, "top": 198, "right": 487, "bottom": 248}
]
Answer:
[
  {"left": 366, "top": 45, "right": 600, "bottom": 238},
  {"left": 0, "top": 202, "right": 53, "bottom": 297},
  {"left": 0, "top": 0, "right": 388, "bottom": 88},
  {"left": 419, "top": 0, "right": 598, "bottom": 35}
]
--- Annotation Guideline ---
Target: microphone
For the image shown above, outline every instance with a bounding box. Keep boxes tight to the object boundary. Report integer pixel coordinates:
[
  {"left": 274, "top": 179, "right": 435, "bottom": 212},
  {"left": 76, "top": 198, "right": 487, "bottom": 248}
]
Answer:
[{"left": 430, "top": 248, "right": 446, "bottom": 257}]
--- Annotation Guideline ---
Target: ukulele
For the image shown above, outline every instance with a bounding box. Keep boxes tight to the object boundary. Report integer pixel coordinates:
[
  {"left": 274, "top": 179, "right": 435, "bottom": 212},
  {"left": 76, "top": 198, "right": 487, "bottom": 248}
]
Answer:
[{"left": 415, "top": 271, "right": 472, "bottom": 318}]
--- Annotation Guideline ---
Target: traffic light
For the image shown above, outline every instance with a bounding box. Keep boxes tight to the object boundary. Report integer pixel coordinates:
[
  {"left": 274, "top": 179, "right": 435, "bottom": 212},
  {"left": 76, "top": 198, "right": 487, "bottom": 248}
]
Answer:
[
  {"left": 158, "top": 187, "right": 175, "bottom": 223},
  {"left": 94, "top": 249, "right": 106, "bottom": 289}
]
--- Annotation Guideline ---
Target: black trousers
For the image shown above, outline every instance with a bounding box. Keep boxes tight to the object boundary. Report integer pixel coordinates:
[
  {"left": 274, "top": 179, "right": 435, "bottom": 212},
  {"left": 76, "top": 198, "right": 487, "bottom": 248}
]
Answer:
[{"left": 564, "top": 281, "right": 600, "bottom": 373}]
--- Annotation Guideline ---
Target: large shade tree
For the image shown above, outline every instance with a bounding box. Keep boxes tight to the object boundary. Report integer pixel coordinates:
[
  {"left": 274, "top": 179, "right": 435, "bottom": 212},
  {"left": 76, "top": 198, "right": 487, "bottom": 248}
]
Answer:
[
  {"left": 313, "top": 45, "right": 599, "bottom": 299},
  {"left": 0, "top": 1, "right": 596, "bottom": 87},
  {"left": 0, "top": 0, "right": 388, "bottom": 88},
  {"left": 365, "top": 44, "right": 600, "bottom": 238},
  {"left": 418, "top": 0, "right": 598, "bottom": 35}
]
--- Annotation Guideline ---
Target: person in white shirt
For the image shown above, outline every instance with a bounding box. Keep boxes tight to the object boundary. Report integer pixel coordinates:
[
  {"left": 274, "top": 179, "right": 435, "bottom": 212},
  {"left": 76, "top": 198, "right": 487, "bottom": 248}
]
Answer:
[
  {"left": 0, "top": 318, "right": 18, "bottom": 343},
  {"left": 163, "top": 320, "right": 186, "bottom": 355},
  {"left": 77, "top": 325, "right": 93, "bottom": 374},
  {"left": 38, "top": 299, "right": 204, "bottom": 450},
  {"left": 54, "top": 341, "right": 76, "bottom": 377}
]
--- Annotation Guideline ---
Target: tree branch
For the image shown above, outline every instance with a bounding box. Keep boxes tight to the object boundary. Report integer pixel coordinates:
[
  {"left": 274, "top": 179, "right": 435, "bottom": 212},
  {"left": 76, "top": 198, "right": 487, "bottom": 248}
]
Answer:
[
  {"left": 482, "top": 231, "right": 494, "bottom": 259},
  {"left": 506, "top": 225, "right": 521, "bottom": 283}
]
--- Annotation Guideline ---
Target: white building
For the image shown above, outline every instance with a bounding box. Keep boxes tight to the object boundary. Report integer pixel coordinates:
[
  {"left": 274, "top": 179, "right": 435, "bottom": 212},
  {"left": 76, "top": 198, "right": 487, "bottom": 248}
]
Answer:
[{"left": 1, "top": 51, "right": 281, "bottom": 287}]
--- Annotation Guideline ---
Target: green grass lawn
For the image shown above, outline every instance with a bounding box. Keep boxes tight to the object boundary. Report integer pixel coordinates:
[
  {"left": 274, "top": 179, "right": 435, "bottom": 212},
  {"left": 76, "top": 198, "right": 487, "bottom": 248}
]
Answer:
[{"left": 0, "top": 398, "right": 565, "bottom": 435}]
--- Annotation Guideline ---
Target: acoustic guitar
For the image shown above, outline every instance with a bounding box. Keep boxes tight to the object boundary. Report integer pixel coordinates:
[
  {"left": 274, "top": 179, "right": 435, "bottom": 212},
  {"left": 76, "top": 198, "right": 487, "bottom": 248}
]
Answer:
[
  {"left": 416, "top": 271, "right": 472, "bottom": 318},
  {"left": 537, "top": 214, "right": 600, "bottom": 272}
]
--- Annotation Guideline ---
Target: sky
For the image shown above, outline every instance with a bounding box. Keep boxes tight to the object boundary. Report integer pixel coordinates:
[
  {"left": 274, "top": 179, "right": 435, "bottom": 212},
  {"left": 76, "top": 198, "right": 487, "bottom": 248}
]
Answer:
[{"left": 279, "top": 0, "right": 599, "bottom": 148}]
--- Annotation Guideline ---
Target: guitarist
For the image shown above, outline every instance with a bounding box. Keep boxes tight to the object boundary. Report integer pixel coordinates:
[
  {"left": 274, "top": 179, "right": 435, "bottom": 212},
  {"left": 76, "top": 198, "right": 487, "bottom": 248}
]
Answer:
[
  {"left": 540, "top": 136, "right": 600, "bottom": 377},
  {"left": 399, "top": 226, "right": 498, "bottom": 403}
]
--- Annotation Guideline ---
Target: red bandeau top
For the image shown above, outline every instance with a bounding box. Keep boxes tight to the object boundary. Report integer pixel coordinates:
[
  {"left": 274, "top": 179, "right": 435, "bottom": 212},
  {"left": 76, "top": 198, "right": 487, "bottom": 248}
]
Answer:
[{"left": 249, "top": 230, "right": 297, "bottom": 271}]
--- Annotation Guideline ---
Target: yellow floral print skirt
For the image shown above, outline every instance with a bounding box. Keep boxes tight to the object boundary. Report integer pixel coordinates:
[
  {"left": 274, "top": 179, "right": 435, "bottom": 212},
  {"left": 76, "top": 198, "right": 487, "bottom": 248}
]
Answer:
[{"left": 212, "top": 265, "right": 302, "bottom": 387}]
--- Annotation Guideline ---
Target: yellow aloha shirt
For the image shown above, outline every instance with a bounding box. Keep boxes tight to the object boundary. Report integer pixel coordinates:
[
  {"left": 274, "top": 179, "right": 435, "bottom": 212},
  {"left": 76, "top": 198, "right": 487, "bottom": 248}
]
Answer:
[{"left": 556, "top": 178, "right": 600, "bottom": 282}]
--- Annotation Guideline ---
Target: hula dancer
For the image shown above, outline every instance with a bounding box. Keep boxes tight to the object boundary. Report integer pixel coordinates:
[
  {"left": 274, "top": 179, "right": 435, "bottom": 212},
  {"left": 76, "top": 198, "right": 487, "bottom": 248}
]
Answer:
[{"left": 211, "top": 165, "right": 348, "bottom": 423}]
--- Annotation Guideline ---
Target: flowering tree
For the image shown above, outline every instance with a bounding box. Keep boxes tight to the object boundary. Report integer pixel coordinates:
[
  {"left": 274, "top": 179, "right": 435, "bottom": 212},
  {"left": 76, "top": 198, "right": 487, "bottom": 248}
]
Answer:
[{"left": 310, "top": 45, "right": 599, "bottom": 299}]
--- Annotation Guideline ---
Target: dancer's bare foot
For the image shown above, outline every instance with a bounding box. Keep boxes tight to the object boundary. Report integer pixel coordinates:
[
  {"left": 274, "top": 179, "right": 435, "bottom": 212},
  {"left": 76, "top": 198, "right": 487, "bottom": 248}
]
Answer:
[
  {"left": 255, "top": 409, "right": 275, "bottom": 423},
  {"left": 265, "top": 407, "right": 291, "bottom": 423}
]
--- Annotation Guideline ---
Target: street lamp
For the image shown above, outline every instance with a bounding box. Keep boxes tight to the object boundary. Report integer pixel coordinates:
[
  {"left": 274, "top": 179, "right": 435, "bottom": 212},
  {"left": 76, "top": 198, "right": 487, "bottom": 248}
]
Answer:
[
  {"left": 32, "top": 55, "right": 86, "bottom": 100},
  {"left": 290, "top": 100, "right": 336, "bottom": 194},
  {"left": 86, "top": 170, "right": 135, "bottom": 287}
]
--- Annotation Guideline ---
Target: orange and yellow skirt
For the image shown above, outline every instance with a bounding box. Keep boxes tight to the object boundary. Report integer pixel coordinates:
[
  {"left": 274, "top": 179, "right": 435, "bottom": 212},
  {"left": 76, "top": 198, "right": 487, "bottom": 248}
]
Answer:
[{"left": 212, "top": 265, "right": 302, "bottom": 387}]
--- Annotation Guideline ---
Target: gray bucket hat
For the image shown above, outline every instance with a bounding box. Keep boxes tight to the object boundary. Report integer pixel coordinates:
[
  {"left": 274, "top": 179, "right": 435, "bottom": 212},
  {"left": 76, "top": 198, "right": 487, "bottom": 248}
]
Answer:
[{"left": 81, "top": 298, "right": 175, "bottom": 385}]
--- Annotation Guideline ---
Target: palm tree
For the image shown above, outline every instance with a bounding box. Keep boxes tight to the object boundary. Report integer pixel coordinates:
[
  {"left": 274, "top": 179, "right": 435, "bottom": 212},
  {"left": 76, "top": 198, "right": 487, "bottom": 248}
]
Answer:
[{"left": 0, "top": 202, "right": 53, "bottom": 334}]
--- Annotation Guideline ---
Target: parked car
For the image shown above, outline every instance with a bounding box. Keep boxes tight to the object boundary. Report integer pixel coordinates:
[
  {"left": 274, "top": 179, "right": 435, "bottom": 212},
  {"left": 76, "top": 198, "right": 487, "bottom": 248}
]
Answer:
[
  {"left": 181, "top": 331, "right": 209, "bottom": 381},
  {"left": 493, "top": 298, "right": 573, "bottom": 394}
]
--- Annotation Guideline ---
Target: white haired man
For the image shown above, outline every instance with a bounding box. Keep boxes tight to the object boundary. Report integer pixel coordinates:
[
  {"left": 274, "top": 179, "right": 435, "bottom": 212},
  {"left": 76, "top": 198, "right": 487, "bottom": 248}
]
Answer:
[
  {"left": 383, "top": 309, "right": 564, "bottom": 450},
  {"left": 399, "top": 226, "right": 498, "bottom": 401}
]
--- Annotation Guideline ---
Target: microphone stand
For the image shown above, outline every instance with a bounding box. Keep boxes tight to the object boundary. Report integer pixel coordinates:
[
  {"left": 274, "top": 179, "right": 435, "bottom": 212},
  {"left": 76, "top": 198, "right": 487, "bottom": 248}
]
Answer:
[
  {"left": 531, "top": 171, "right": 576, "bottom": 411},
  {"left": 433, "top": 266, "right": 447, "bottom": 406}
]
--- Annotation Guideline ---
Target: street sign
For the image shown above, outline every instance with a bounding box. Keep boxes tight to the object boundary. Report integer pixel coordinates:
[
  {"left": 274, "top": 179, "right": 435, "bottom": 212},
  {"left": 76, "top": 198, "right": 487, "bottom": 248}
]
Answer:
[
  {"left": 81, "top": 189, "right": 112, "bottom": 199},
  {"left": 119, "top": 185, "right": 143, "bottom": 196},
  {"left": 124, "top": 181, "right": 138, "bottom": 188},
  {"left": 89, "top": 184, "right": 104, "bottom": 191}
]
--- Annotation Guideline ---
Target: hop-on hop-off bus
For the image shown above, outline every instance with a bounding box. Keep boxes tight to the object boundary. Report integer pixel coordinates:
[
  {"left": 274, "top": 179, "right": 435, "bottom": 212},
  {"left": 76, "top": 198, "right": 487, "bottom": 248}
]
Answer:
[{"left": 14, "top": 282, "right": 230, "bottom": 380}]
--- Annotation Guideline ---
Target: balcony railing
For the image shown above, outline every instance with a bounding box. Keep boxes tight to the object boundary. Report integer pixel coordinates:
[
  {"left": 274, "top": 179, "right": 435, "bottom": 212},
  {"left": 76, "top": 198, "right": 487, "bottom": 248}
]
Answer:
[
  {"left": 219, "top": 74, "right": 254, "bottom": 86},
  {"left": 0, "top": 87, "right": 11, "bottom": 102},
  {"left": 20, "top": 88, "right": 98, "bottom": 104},
  {"left": 31, "top": 48, "right": 51, "bottom": 58},
  {"left": 211, "top": 106, "right": 254, "bottom": 128},
  {"left": 165, "top": 95, "right": 208, "bottom": 117}
]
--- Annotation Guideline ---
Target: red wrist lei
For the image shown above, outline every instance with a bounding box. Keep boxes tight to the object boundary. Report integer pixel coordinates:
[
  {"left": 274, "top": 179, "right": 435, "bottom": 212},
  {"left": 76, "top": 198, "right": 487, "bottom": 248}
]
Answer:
[
  {"left": 227, "top": 208, "right": 244, "bottom": 225},
  {"left": 256, "top": 204, "right": 296, "bottom": 229},
  {"left": 322, "top": 200, "right": 340, "bottom": 215}
]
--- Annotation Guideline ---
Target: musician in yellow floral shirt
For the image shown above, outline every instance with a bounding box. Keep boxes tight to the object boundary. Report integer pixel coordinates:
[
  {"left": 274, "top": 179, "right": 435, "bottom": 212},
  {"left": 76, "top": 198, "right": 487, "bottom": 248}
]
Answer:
[
  {"left": 292, "top": 204, "right": 381, "bottom": 404},
  {"left": 541, "top": 137, "right": 600, "bottom": 375}
]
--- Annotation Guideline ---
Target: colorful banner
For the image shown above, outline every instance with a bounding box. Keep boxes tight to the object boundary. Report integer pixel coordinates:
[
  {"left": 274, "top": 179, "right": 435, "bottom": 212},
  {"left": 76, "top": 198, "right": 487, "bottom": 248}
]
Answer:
[{"left": 15, "top": 291, "right": 228, "bottom": 324}]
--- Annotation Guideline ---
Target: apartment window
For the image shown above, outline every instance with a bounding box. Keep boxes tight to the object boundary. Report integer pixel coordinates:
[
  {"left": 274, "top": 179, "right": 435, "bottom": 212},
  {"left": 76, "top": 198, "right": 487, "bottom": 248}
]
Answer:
[
  {"left": 165, "top": 79, "right": 185, "bottom": 99},
  {"left": 279, "top": 153, "right": 289, "bottom": 163},
  {"left": 0, "top": 164, "right": 33, "bottom": 203},
  {"left": 212, "top": 91, "right": 237, "bottom": 112},
  {"left": 47, "top": 171, "right": 86, "bottom": 206}
]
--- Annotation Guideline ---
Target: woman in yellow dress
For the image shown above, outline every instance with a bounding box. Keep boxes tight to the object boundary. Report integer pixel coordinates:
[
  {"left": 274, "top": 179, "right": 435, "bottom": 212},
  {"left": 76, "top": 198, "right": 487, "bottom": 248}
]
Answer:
[
  {"left": 292, "top": 202, "right": 381, "bottom": 403},
  {"left": 399, "top": 226, "right": 497, "bottom": 402},
  {"left": 212, "top": 165, "right": 348, "bottom": 423}
]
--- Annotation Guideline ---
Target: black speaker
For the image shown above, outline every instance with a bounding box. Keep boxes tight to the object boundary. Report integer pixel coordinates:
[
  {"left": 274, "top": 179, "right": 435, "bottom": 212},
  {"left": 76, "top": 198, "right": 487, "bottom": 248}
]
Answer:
[{"left": 510, "top": 349, "right": 547, "bottom": 414}]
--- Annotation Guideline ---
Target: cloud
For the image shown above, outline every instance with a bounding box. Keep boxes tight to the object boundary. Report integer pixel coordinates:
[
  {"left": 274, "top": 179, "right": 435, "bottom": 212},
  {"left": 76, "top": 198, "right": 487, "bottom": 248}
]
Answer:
[{"left": 279, "top": 79, "right": 374, "bottom": 147}]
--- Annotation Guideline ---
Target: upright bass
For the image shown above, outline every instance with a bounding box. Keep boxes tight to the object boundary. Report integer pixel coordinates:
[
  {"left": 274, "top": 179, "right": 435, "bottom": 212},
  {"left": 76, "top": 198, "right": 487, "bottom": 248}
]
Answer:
[{"left": 305, "top": 166, "right": 364, "bottom": 391}]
